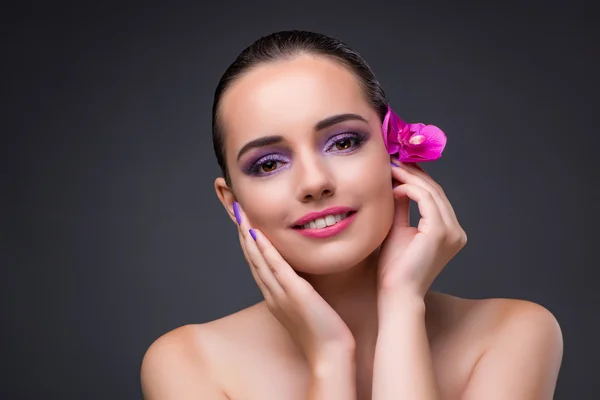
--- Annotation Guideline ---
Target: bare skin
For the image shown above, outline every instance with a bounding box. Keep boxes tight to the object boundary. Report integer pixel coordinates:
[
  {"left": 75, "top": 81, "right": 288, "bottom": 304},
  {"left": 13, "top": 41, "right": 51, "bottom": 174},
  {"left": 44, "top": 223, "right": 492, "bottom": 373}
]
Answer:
[
  {"left": 141, "top": 54, "right": 563, "bottom": 399},
  {"left": 141, "top": 292, "right": 561, "bottom": 399}
]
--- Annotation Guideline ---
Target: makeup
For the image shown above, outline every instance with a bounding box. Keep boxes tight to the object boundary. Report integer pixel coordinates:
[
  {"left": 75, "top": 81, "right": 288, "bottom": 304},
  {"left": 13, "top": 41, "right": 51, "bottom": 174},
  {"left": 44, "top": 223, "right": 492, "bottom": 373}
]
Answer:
[
  {"left": 294, "top": 212, "right": 357, "bottom": 239},
  {"left": 241, "top": 130, "right": 369, "bottom": 177},
  {"left": 292, "top": 206, "right": 357, "bottom": 239},
  {"left": 322, "top": 131, "right": 368, "bottom": 155},
  {"left": 242, "top": 152, "right": 290, "bottom": 177},
  {"left": 233, "top": 202, "right": 242, "bottom": 225}
]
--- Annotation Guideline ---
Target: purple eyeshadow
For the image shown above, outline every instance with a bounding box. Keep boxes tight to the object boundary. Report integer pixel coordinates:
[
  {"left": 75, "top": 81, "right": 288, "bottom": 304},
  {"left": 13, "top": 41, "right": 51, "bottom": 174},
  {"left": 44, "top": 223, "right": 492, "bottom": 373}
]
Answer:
[
  {"left": 241, "top": 130, "right": 369, "bottom": 177},
  {"left": 243, "top": 152, "right": 290, "bottom": 176},
  {"left": 323, "top": 131, "right": 368, "bottom": 152}
]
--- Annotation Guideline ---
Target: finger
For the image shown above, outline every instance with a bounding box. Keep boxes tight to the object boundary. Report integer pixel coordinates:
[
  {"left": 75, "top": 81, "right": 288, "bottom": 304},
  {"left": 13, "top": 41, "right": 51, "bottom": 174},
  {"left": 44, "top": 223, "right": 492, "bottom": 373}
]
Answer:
[
  {"left": 391, "top": 162, "right": 411, "bottom": 227},
  {"left": 390, "top": 156, "right": 427, "bottom": 172},
  {"left": 243, "top": 227, "right": 284, "bottom": 297},
  {"left": 391, "top": 160, "right": 440, "bottom": 197},
  {"left": 391, "top": 159, "right": 441, "bottom": 194},
  {"left": 393, "top": 183, "right": 445, "bottom": 234},
  {"left": 238, "top": 228, "right": 272, "bottom": 300},
  {"left": 250, "top": 228, "right": 299, "bottom": 293},
  {"left": 403, "top": 162, "right": 444, "bottom": 197},
  {"left": 392, "top": 162, "right": 467, "bottom": 248},
  {"left": 400, "top": 162, "right": 460, "bottom": 225},
  {"left": 236, "top": 205, "right": 284, "bottom": 297},
  {"left": 391, "top": 162, "right": 459, "bottom": 228}
]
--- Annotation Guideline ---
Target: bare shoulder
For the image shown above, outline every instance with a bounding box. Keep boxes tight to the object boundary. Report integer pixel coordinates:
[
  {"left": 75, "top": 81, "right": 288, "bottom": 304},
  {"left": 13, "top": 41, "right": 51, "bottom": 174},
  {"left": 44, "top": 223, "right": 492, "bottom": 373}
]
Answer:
[
  {"left": 140, "top": 302, "right": 276, "bottom": 399},
  {"left": 140, "top": 323, "right": 228, "bottom": 399},
  {"left": 426, "top": 291, "right": 563, "bottom": 399},
  {"left": 426, "top": 290, "right": 562, "bottom": 347}
]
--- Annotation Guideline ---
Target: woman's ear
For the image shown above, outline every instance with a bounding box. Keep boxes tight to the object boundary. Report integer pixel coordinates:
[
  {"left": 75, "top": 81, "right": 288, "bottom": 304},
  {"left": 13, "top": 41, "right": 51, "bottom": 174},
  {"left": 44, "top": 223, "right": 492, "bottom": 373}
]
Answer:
[{"left": 214, "top": 177, "right": 238, "bottom": 225}]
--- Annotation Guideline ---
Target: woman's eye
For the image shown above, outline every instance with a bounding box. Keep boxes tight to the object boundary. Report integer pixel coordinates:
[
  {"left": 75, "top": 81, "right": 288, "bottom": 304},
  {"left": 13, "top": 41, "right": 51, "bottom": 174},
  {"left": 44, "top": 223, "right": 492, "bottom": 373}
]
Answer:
[
  {"left": 246, "top": 155, "right": 289, "bottom": 176},
  {"left": 260, "top": 160, "right": 278, "bottom": 172},
  {"left": 335, "top": 138, "right": 354, "bottom": 150},
  {"left": 328, "top": 134, "right": 364, "bottom": 153}
]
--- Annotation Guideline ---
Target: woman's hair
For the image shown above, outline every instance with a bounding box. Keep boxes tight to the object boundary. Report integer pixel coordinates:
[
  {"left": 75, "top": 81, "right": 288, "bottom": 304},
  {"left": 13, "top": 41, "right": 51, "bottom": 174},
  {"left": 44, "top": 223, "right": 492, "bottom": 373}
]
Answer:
[{"left": 211, "top": 30, "right": 389, "bottom": 185}]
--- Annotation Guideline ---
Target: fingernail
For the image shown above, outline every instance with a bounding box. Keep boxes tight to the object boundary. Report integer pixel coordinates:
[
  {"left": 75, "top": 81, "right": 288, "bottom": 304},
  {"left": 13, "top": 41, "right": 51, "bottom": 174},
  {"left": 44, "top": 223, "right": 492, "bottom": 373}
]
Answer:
[
  {"left": 233, "top": 202, "right": 242, "bottom": 225},
  {"left": 249, "top": 228, "right": 257, "bottom": 241}
]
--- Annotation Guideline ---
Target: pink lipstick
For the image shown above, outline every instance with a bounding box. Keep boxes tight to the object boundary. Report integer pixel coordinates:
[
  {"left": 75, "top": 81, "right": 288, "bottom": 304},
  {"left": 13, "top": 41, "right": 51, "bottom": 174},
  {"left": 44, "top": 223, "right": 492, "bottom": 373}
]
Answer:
[{"left": 292, "top": 206, "right": 357, "bottom": 239}]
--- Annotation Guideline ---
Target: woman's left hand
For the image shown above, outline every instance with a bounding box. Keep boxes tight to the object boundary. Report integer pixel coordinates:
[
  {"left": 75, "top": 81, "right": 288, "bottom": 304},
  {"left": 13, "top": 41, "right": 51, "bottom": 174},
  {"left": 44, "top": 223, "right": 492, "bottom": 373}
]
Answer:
[{"left": 377, "top": 160, "right": 467, "bottom": 299}]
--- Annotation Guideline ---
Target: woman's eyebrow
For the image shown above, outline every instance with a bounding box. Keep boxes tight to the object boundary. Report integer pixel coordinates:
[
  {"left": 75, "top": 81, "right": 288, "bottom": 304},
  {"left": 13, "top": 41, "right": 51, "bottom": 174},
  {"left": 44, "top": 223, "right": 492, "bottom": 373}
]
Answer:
[
  {"left": 315, "top": 113, "right": 368, "bottom": 130},
  {"left": 236, "top": 113, "right": 368, "bottom": 161},
  {"left": 237, "top": 135, "right": 284, "bottom": 161}
]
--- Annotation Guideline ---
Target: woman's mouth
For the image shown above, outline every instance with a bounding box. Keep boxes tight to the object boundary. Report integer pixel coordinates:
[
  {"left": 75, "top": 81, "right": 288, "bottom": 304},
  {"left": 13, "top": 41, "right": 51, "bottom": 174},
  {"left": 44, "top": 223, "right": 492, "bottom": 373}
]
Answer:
[
  {"left": 293, "top": 211, "right": 356, "bottom": 230},
  {"left": 292, "top": 211, "right": 357, "bottom": 239}
]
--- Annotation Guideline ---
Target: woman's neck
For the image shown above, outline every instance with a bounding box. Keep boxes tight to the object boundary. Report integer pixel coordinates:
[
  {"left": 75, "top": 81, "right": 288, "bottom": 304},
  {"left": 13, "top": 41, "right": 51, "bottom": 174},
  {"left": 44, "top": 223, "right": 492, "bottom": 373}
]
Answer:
[{"left": 298, "top": 250, "right": 380, "bottom": 348}]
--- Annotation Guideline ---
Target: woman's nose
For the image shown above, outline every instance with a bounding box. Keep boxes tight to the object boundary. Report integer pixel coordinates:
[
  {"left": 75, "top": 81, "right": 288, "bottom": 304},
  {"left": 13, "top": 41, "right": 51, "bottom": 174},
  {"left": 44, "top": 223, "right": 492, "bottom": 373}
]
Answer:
[{"left": 294, "top": 157, "right": 336, "bottom": 203}]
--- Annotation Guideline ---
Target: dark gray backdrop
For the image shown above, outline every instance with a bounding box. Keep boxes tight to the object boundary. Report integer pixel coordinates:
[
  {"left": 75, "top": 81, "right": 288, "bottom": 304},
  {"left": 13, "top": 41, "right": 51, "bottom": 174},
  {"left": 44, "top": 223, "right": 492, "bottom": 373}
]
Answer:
[{"left": 5, "top": 1, "right": 598, "bottom": 399}]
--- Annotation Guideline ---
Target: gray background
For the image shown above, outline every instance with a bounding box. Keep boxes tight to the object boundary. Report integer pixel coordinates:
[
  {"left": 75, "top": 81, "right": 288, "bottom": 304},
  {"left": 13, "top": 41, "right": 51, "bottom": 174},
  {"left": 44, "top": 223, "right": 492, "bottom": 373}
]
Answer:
[{"left": 4, "top": 1, "right": 598, "bottom": 399}]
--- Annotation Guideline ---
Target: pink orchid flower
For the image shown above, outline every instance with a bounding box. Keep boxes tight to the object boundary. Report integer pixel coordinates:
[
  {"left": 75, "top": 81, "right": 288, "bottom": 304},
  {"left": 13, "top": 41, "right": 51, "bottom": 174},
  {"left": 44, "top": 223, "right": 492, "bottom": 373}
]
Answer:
[{"left": 382, "top": 105, "right": 447, "bottom": 162}]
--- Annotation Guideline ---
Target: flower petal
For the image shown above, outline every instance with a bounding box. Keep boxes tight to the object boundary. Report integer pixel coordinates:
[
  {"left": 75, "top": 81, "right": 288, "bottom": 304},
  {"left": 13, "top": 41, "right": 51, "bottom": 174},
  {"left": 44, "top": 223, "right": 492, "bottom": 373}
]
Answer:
[
  {"left": 398, "top": 124, "right": 447, "bottom": 162},
  {"left": 382, "top": 106, "right": 392, "bottom": 149},
  {"left": 398, "top": 121, "right": 417, "bottom": 144},
  {"left": 382, "top": 106, "right": 404, "bottom": 155},
  {"left": 381, "top": 105, "right": 447, "bottom": 161}
]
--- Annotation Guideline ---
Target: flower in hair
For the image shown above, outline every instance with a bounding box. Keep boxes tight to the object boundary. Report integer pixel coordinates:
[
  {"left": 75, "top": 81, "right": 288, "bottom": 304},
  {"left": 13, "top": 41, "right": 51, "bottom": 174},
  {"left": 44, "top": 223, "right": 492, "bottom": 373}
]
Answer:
[{"left": 382, "top": 105, "right": 447, "bottom": 162}]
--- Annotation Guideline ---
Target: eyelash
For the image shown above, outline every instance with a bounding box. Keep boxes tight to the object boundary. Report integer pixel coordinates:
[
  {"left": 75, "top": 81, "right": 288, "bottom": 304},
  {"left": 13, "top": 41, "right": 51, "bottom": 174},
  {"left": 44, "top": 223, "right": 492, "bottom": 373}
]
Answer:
[
  {"left": 324, "top": 132, "right": 366, "bottom": 153},
  {"left": 246, "top": 132, "right": 367, "bottom": 177}
]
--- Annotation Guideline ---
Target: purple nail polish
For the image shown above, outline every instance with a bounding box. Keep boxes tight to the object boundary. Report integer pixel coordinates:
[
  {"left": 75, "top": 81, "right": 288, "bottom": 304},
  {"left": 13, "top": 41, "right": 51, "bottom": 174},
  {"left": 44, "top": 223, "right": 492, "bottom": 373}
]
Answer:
[
  {"left": 249, "top": 228, "right": 257, "bottom": 241},
  {"left": 233, "top": 202, "right": 241, "bottom": 225}
]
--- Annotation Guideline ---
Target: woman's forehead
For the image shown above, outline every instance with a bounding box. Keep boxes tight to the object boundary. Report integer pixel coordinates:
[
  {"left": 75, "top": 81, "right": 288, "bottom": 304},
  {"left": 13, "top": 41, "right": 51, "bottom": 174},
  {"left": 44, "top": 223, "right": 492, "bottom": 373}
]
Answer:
[{"left": 219, "top": 55, "right": 373, "bottom": 146}]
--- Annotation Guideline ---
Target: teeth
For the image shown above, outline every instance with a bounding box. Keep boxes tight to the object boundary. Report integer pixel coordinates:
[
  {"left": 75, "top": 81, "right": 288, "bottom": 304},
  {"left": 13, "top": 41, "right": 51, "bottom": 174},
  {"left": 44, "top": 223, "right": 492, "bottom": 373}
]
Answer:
[{"left": 302, "top": 213, "right": 350, "bottom": 229}]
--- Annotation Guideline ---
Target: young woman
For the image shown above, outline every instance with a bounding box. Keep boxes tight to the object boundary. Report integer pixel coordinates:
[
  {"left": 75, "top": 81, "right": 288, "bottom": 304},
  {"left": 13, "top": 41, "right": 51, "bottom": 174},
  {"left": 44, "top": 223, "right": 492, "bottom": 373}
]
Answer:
[{"left": 141, "top": 30, "right": 563, "bottom": 400}]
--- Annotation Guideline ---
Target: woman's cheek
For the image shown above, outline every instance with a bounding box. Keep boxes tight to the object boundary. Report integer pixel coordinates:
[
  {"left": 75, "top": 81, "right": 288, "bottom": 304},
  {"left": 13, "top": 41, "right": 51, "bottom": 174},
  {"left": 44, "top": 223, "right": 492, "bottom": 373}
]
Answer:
[
  {"left": 351, "top": 155, "right": 395, "bottom": 231},
  {"left": 244, "top": 185, "right": 289, "bottom": 229},
  {"left": 340, "top": 154, "right": 390, "bottom": 193}
]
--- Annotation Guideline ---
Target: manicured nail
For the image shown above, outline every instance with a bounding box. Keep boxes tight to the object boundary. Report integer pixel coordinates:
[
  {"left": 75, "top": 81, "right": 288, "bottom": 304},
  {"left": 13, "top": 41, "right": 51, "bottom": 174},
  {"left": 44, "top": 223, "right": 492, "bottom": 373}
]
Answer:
[
  {"left": 249, "top": 228, "right": 257, "bottom": 241},
  {"left": 233, "top": 202, "right": 242, "bottom": 225}
]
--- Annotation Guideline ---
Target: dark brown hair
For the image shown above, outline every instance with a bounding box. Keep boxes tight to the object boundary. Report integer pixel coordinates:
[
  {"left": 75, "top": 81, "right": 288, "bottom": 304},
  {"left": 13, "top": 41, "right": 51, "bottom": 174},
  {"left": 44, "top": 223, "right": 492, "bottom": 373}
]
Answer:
[{"left": 211, "top": 30, "right": 388, "bottom": 184}]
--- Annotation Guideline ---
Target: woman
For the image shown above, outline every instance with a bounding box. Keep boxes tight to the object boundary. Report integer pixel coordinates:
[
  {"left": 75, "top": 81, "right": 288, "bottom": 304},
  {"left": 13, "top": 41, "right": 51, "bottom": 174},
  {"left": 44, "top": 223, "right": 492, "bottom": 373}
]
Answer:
[{"left": 141, "top": 30, "right": 563, "bottom": 399}]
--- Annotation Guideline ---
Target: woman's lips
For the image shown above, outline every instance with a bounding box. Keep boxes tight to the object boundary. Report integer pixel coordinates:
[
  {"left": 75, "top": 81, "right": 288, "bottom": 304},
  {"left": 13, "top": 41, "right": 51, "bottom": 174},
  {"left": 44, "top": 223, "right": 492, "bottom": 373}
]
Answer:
[
  {"left": 293, "top": 211, "right": 357, "bottom": 239},
  {"left": 291, "top": 206, "right": 355, "bottom": 227}
]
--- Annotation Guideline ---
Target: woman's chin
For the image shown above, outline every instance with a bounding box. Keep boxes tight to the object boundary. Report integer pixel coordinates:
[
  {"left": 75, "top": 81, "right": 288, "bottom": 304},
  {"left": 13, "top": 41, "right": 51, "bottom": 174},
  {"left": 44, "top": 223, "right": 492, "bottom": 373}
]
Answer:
[{"left": 284, "top": 243, "right": 380, "bottom": 276}]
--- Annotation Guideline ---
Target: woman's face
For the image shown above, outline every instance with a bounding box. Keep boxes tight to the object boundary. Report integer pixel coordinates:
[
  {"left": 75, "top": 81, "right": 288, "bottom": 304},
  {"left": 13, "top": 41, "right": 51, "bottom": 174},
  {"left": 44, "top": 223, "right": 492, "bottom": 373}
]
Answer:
[{"left": 215, "top": 54, "right": 395, "bottom": 275}]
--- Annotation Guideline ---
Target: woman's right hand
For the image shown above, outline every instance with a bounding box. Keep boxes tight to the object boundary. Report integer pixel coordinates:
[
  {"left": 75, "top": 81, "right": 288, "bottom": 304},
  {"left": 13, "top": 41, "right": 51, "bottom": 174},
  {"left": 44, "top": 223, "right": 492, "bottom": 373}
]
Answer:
[{"left": 233, "top": 202, "right": 355, "bottom": 368}]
